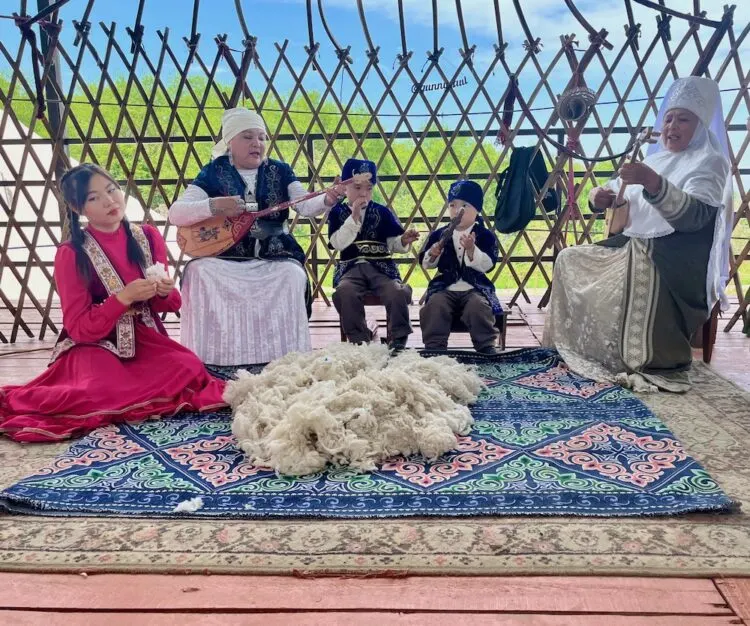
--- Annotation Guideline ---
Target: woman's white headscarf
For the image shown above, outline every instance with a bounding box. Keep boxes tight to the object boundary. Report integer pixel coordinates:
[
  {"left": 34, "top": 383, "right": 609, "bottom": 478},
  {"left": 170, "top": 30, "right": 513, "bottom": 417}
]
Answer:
[
  {"left": 211, "top": 107, "right": 267, "bottom": 159},
  {"left": 608, "top": 76, "right": 733, "bottom": 311}
]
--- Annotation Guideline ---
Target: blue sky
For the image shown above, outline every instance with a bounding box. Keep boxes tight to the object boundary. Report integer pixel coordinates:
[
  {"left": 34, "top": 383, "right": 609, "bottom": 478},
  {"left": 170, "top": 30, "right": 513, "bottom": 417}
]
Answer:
[{"left": 1, "top": 1, "right": 748, "bottom": 152}]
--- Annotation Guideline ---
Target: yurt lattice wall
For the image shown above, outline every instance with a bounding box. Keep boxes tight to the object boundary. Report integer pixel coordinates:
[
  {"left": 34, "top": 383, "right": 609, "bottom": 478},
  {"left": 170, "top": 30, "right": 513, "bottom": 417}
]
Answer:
[{"left": 0, "top": 0, "right": 748, "bottom": 342}]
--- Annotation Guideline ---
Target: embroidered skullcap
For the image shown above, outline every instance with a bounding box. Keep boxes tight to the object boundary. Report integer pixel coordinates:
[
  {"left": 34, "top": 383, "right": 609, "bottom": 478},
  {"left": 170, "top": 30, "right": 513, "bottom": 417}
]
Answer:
[
  {"left": 448, "top": 179, "right": 483, "bottom": 212},
  {"left": 212, "top": 108, "right": 267, "bottom": 158},
  {"left": 341, "top": 158, "right": 377, "bottom": 185},
  {"left": 663, "top": 77, "right": 720, "bottom": 128}
]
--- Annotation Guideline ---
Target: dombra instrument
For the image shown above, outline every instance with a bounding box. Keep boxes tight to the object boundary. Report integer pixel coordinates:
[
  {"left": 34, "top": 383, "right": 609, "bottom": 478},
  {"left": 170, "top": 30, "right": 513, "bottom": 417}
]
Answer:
[
  {"left": 418, "top": 208, "right": 465, "bottom": 305},
  {"left": 590, "top": 127, "right": 659, "bottom": 235},
  {"left": 437, "top": 207, "right": 465, "bottom": 248},
  {"left": 176, "top": 173, "right": 371, "bottom": 257}
]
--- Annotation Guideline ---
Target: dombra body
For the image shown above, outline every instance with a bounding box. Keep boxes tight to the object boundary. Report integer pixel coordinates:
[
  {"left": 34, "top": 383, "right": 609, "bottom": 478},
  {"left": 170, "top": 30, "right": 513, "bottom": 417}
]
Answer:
[{"left": 177, "top": 173, "right": 371, "bottom": 257}]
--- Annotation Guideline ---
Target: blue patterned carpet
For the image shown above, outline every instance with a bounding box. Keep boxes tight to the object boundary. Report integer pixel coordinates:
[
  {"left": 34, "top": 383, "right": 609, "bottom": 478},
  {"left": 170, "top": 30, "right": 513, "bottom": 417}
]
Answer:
[{"left": 0, "top": 349, "right": 735, "bottom": 518}]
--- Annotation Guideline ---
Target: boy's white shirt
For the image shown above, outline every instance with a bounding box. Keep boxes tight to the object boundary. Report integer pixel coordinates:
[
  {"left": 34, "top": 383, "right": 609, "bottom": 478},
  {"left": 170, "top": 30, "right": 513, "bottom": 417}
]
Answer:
[
  {"left": 421, "top": 223, "right": 492, "bottom": 291},
  {"left": 329, "top": 204, "right": 410, "bottom": 258}
]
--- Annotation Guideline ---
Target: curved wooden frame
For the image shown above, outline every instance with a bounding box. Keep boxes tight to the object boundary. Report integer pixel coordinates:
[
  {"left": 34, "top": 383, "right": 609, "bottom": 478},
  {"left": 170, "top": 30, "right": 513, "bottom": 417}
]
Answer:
[{"left": 0, "top": 0, "right": 747, "bottom": 342}]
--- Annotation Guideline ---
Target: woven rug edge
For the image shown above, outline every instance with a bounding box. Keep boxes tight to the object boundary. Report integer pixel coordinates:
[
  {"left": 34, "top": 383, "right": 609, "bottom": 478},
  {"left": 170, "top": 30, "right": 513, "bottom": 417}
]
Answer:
[{"left": 0, "top": 561, "right": 748, "bottom": 578}]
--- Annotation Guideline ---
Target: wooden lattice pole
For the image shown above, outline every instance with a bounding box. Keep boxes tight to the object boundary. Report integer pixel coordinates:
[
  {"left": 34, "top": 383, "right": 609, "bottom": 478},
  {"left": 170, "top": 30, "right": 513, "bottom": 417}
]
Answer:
[{"left": 0, "top": 0, "right": 747, "bottom": 342}]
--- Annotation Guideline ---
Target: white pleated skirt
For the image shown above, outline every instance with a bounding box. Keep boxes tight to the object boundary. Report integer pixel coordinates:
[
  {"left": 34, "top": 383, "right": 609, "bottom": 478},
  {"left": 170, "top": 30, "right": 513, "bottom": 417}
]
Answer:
[{"left": 180, "top": 257, "right": 311, "bottom": 365}]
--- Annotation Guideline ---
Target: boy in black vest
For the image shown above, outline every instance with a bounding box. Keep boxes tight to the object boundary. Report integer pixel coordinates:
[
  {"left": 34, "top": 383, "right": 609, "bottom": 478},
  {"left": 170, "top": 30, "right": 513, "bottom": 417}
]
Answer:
[
  {"left": 419, "top": 180, "right": 502, "bottom": 354},
  {"left": 328, "top": 159, "right": 419, "bottom": 351}
]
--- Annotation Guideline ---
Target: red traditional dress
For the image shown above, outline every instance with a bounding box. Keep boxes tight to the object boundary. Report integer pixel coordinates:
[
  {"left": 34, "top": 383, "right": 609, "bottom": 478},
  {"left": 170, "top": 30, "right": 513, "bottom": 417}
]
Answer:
[{"left": 0, "top": 223, "right": 227, "bottom": 443}]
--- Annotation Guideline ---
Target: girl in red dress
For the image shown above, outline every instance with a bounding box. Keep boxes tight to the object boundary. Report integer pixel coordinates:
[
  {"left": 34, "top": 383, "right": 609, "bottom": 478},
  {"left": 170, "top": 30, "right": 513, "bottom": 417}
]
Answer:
[{"left": 0, "top": 164, "right": 227, "bottom": 442}]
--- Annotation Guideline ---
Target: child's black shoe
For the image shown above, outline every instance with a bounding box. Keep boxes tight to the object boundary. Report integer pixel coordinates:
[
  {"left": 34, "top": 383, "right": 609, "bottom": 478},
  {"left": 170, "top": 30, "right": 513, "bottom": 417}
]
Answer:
[{"left": 388, "top": 336, "right": 408, "bottom": 353}]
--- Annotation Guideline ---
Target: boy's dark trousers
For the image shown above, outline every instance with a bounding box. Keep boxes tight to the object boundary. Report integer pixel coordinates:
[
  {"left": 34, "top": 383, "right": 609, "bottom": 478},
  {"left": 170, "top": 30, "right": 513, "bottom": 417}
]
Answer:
[
  {"left": 420, "top": 289, "right": 497, "bottom": 350},
  {"left": 334, "top": 263, "right": 412, "bottom": 343}
]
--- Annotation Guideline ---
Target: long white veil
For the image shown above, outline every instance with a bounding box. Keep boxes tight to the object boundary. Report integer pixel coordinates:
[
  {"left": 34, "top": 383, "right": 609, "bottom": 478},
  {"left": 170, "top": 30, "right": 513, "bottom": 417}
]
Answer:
[{"left": 646, "top": 77, "right": 734, "bottom": 311}]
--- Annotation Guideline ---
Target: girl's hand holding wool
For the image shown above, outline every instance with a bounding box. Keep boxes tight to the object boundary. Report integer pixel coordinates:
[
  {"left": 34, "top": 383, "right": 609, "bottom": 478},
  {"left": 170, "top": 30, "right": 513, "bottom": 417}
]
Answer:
[
  {"left": 155, "top": 277, "right": 175, "bottom": 298},
  {"left": 116, "top": 279, "right": 158, "bottom": 306}
]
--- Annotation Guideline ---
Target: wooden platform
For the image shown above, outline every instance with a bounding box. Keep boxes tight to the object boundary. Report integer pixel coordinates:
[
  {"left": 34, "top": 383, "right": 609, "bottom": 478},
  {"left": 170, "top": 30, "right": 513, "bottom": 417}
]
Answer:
[
  {"left": 0, "top": 299, "right": 543, "bottom": 384},
  {"left": 0, "top": 298, "right": 749, "bottom": 623},
  {"left": 0, "top": 573, "right": 748, "bottom": 624},
  {"left": 1, "top": 298, "right": 748, "bottom": 391}
]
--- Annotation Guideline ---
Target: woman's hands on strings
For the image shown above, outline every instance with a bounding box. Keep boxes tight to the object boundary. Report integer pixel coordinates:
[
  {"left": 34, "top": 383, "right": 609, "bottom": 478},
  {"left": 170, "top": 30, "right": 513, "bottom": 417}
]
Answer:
[
  {"left": 592, "top": 161, "right": 662, "bottom": 212},
  {"left": 209, "top": 196, "right": 245, "bottom": 217},
  {"left": 591, "top": 187, "right": 617, "bottom": 210},
  {"left": 619, "top": 162, "right": 662, "bottom": 195}
]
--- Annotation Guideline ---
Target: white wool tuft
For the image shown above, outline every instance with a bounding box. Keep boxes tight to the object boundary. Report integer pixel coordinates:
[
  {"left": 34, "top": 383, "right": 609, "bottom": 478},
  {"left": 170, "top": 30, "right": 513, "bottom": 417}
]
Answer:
[
  {"left": 227, "top": 343, "right": 483, "bottom": 476},
  {"left": 145, "top": 263, "right": 169, "bottom": 280},
  {"left": 614, "top": 372, "right": 659, "bottom": 393},
  {"left": 172, "top": 496, "right": 204, "bottom": 513}
]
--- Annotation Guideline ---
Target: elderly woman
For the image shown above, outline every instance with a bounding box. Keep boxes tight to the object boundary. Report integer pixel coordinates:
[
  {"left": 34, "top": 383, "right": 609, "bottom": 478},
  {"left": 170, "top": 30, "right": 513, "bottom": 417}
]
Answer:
[
  {"left": 170, "top": 108, "right": 343, "bottom": 365},
  {"left": 544, "top": 77, "right": 733, "bottom": 392}
]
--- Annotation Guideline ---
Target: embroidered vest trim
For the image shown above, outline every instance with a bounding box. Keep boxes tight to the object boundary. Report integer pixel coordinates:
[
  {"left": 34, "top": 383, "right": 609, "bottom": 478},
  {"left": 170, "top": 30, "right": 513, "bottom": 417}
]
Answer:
[{"left": 50, "top": 224, "right": 159, "bottom": 364}]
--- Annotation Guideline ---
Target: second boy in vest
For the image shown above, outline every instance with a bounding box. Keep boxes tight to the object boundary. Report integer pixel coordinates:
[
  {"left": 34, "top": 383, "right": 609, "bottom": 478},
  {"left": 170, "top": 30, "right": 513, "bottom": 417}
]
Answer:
[
  {"left": 419, "top": 180, "right": 502, "bottom": 354},
  {"left": 328, "top": 159, "right": 419, "bottom": 351}
]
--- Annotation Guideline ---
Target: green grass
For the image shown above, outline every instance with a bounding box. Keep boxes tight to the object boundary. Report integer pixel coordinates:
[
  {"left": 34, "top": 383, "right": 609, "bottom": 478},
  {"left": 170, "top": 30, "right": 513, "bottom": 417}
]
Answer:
[{"left": 2, "top": 74, "right": 747, "bottom": 296}]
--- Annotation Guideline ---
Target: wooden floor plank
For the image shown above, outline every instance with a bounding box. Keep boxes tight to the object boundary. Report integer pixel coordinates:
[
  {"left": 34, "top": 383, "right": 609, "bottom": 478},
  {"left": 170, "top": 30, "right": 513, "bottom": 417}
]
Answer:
[
  {"left": 0, "top": 574, "right": 731, "bottom": 615},
  {"left": 716, "top": 579, "right": 750, "bottom": 622},
  {"left": 0, "top": 295, "right": 748, "bottom": 622},
  {"left": 0, "top": 610, "right": 741, "bottom": 626},
  {"left": 0, "top": 298, "right": 747, "bottom": 392}
]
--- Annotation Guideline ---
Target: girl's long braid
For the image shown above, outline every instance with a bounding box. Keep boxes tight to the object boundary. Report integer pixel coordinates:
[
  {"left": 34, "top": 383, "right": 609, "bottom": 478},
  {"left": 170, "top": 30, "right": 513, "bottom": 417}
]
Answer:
[
  {"left": 121, "top": 218, "right": 146, "bottom": 269},
  {"left": 68, "top": 209, "right": 90, "bottom": 281}
]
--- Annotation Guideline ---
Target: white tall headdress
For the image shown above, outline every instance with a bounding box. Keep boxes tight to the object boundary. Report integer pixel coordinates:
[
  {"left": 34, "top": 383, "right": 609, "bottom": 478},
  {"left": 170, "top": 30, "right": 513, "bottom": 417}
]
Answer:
[
  {"left": 617, "top": 76, "right": 733, "bottom": 312},
  {"left": 661, "top": 76, "right": 719, "bottom": 128},
  {"left": 651, "top": 77, "right": 733, "bottom": 311},
  {"left": 212, "top": 108, "right": 267, "bottom": 158}
]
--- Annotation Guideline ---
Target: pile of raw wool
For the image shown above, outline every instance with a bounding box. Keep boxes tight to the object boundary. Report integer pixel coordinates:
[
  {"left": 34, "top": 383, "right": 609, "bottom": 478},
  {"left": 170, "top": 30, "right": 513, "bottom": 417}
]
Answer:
[{"left": 225, "top": 343, "right": 483, "bottom": 476}]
